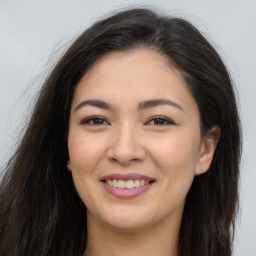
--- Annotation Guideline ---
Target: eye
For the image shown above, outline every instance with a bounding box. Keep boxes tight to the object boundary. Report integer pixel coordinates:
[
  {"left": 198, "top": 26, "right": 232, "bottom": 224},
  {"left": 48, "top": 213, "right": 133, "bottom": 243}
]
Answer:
[
  {"left": 146, "top": 116, "right": 174, "bottom": 126},
  {"left": 81, "top": 116, "right": 109, "bottom": 125}
]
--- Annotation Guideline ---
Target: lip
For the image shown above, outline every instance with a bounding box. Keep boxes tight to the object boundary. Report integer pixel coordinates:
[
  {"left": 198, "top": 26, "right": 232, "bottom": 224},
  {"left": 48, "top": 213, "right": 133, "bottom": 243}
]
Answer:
[
  {"left": 102, "top": 182, "right": 154, "bottom": 198},
  {"left": 100, "top": 173, "right": 155, "bottom": 199}
]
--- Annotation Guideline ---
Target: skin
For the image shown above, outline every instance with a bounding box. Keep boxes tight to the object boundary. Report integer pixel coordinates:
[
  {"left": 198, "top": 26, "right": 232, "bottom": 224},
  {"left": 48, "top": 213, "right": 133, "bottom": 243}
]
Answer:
[{"left": 67, "top": 48, "right": 219, "bottom": 256}]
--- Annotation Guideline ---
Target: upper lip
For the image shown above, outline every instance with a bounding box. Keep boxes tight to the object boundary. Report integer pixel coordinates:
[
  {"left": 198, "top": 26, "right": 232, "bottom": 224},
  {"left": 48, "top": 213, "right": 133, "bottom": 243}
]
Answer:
[{"left": 100, "top": 173, "right": 155, "bottom": 181}]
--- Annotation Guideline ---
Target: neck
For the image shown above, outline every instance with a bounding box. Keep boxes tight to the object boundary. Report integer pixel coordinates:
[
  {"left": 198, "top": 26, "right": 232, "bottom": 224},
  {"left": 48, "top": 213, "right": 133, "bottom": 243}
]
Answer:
[{"left": 83, "top": 212, "right": 181, "bottom": 256}]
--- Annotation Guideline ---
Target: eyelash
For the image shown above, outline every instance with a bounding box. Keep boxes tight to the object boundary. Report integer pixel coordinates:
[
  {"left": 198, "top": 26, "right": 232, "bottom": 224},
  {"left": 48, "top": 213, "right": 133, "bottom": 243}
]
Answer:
[
  {"left": 146, "top": 116, "right": 174, "bottom": 126},
  {"left": 81, "top": 116, "right": 109, "bottom": 125},
  {"left": 81, "top": 115, "right": 174, "bottom": 126}
]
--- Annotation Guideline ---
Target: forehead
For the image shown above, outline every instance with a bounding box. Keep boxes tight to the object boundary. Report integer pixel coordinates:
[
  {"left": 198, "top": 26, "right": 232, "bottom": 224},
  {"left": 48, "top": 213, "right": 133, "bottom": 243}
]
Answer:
[{"left": 71, "top": 48, "right": 198, "bottom": 114}]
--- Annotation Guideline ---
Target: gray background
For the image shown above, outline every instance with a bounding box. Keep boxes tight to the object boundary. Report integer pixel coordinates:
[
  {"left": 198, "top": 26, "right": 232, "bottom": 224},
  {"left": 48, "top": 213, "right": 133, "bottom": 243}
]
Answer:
[{"left": 0, "top": 0, "right": 255, "bottom": 255}]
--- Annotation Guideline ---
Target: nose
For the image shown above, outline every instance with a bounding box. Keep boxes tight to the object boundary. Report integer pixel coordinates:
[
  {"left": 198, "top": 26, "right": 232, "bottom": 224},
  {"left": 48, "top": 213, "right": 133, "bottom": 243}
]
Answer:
[{"left": 106, "top": 124, "right": 146, "bottom": 165}]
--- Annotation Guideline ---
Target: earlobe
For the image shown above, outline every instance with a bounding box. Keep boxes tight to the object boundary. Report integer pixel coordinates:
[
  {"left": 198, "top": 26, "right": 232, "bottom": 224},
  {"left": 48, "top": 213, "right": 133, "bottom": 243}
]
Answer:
[
  {"left": 195, "top": 126, "right": 220, "bottom": 176},
  {"left": 67, "top": 160, "right": 72, "bottom": 171}
]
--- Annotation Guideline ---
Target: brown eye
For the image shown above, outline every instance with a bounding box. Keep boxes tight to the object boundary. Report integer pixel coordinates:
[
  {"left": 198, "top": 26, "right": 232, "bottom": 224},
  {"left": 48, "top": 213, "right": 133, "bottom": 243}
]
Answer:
[
  {"left": 146, "top": 116, "right": 174, "bottom": 126},
  {"left": 81, "top": 116, "right": 109, "bottom": 125}
]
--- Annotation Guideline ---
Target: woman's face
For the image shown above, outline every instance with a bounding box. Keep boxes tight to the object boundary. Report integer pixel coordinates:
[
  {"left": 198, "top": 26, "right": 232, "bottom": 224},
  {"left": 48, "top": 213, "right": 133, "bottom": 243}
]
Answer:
[{"left": 68, "top": 49, "right": 214, "bottom": 231}]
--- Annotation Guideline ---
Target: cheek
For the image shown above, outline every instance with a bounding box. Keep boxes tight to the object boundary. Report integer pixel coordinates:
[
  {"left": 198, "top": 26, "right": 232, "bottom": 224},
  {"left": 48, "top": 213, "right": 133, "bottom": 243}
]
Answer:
[
  {"left": 68, "top": 133, "right": 106, "bottom": 207},
  {"left": 68, "top": 133, "right": 106, "bottom": 174},
  {"left": 151, "top": 132, "right": 200, "bottom": 170},
  {"left": 149, "top": 132, "right": 200, "bottom": 194},
  {"left": 152, "top": 135, "right": 200, "bottom": 213}
]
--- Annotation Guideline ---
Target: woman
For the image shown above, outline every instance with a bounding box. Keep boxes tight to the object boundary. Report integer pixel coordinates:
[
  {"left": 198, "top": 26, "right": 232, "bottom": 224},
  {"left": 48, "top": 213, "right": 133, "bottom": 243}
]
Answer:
[{"left": 0, "top": 8, "right": 241, "bottom": 256}]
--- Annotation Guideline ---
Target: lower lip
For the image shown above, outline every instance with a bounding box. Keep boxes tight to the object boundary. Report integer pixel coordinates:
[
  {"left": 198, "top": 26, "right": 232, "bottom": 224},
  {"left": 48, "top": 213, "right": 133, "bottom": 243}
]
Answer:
[{"left": 102, "top": 182, "right": 154, "bottom": 198}]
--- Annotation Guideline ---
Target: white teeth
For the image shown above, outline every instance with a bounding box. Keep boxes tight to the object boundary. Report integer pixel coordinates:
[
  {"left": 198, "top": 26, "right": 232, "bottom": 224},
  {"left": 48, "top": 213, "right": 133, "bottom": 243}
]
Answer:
[
  {"left": 125, "top": 180, "right": 134, "bottom": 189},
  {"left": 105, "top": 179, "right": 152, "bottom": 189},
  {"left": 134, "top": 179, "right": 140, "bottom": 188},
  {"left": 113, "top": 179, "right": 118, "bottom": 187},
  {"left": 117, "top": 180, "right": 126, "bottom": 188}
]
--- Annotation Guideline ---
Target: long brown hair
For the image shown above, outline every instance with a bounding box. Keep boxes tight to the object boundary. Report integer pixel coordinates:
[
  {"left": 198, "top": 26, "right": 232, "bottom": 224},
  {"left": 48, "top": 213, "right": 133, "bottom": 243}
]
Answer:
[{"left": 0, "top": 8, "right": 241, "bottom": 256}]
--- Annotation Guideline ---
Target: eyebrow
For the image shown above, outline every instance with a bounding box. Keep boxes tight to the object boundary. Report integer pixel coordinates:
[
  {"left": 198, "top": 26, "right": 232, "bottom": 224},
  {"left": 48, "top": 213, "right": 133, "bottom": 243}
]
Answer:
[
  {"left": 74, "top": 99, "right": 184, "bottom": 112},
  {"left": 74, "top": 99, "right": 112, "bottom": 111},
  {"left": 138, "top": 99, "right": 184, "bottom": 112}
]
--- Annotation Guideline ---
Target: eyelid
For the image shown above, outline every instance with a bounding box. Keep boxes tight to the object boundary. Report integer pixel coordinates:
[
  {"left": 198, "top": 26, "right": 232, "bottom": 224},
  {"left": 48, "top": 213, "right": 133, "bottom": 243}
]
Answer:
[
  {"left": 145, "top": 115, "right": 175, "bottom": 125},
  {"left": 80, "top": 115, "right": 175, "bottom": 126},
  {"left": 81, "top": 115, "right": 110, "bottom": 125}
]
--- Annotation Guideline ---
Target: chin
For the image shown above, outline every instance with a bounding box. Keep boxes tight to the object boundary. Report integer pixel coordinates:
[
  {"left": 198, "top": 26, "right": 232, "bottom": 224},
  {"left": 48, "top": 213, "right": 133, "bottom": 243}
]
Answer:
[
  {"left": 106, "top": 217, "right": 150, "bottom": 231},
  {"left": 98, "top": 206, "right": 153, "bottom": 231}
]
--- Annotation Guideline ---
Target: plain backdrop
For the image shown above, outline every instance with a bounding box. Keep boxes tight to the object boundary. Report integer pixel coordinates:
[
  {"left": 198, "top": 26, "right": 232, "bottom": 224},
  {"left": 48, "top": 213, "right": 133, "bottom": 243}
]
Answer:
[{"left": 0, "top": 0, "right": 255, "bottom": 255}]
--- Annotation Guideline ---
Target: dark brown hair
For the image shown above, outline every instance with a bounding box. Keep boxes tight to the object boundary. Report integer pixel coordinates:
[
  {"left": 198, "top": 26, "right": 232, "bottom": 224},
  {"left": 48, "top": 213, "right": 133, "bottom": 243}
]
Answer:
[{"left": 0, "top": 8, "right": 241, "bottom": 256}]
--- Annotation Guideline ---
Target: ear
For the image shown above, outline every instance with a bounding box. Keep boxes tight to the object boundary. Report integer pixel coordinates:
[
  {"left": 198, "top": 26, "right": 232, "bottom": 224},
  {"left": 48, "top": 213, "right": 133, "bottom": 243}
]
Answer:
[
  {"left": 195, "top": 126, "right": 221, "bottom": 176},
  {"left": 67, "top": 160, "right": 72, "bottom": 171}
]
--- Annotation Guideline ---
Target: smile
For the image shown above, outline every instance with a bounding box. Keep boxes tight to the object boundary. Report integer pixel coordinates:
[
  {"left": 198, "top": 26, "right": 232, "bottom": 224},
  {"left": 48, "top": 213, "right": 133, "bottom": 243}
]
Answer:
[
  {"left": 105, "top": 179, "right": 150, "bottom": 189},
  {"left": 101, "top": 173, "right": 155, "bottom": 198}
]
